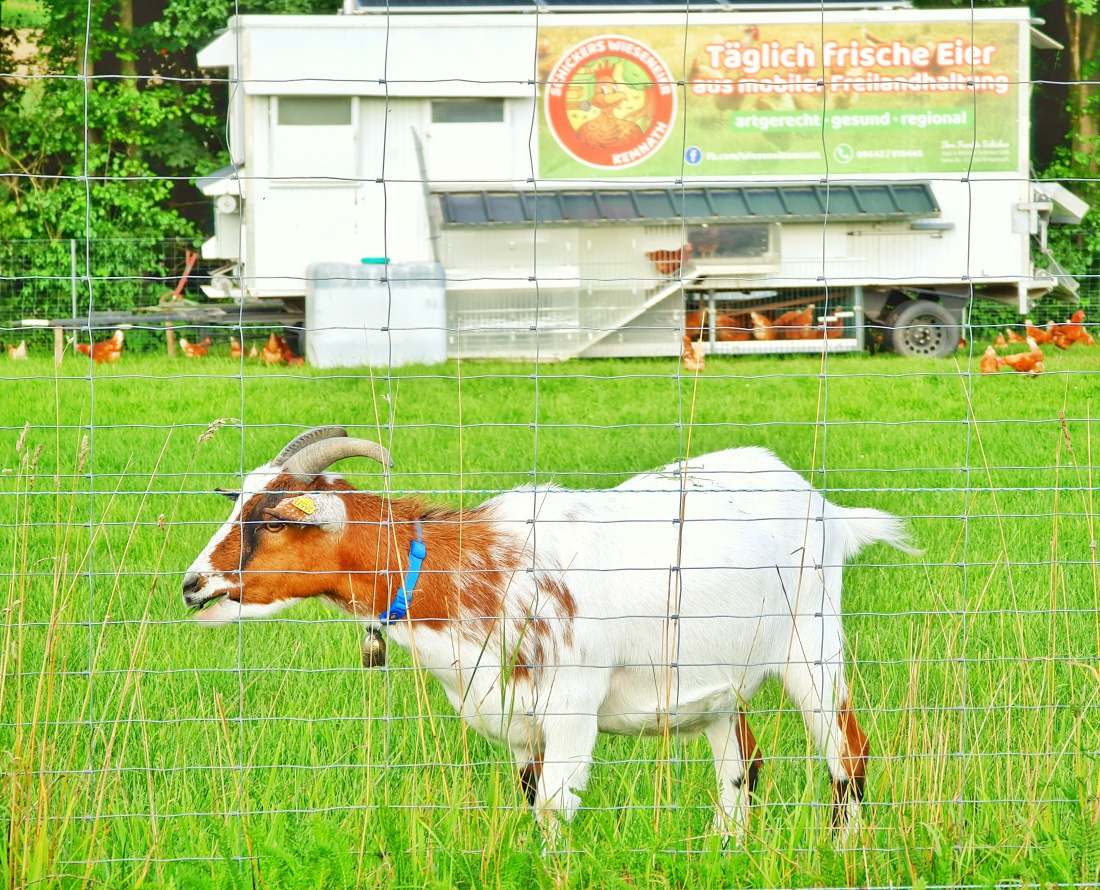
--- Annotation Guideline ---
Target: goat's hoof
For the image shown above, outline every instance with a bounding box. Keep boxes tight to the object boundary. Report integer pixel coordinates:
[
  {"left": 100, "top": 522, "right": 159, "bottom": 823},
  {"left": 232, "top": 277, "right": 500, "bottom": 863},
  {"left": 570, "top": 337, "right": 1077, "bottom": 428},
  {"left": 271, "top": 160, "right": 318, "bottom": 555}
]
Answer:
[{"left": 361, "top": 629, "right": 386, "bottom": 668}]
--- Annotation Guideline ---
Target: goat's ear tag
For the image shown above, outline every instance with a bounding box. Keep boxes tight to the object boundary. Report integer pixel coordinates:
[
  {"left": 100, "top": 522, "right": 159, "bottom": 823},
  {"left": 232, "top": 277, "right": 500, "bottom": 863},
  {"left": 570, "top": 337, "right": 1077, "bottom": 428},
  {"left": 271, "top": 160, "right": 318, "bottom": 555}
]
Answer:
[{"left": 291, "top": 496, "right": 316, "bottom": 515}]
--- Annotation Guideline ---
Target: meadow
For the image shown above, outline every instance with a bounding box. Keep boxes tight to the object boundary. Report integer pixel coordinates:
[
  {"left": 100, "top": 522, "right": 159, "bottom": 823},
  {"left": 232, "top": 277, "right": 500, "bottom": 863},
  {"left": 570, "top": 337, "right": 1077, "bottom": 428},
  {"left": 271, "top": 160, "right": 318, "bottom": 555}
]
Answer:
[{"left": 2, "top": 347, "right": 1100, "bottom": 889}]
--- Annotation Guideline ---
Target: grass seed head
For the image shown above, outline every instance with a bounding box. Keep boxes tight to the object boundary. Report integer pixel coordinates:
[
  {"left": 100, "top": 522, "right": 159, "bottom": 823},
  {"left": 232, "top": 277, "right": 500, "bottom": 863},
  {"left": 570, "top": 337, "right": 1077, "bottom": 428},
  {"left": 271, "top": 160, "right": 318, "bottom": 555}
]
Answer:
[
  {"left": 76, "top": 434, "right": 89, "bottom": 474},
  {"left": 15, "top": 422, "right": 29, "bottom": 455},
  {"left": 1059, "top": 410, "right": 1076, "bottom": 458},
  {"left": 197, "top": 417, "right": 241, "bottom": 447}
]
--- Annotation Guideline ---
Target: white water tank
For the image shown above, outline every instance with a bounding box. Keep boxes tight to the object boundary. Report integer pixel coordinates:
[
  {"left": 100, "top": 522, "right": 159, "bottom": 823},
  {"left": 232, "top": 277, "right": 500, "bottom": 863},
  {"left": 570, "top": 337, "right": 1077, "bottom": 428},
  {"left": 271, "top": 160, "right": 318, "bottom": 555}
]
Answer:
[{"left": 305, "top": 262, "right": 447, "bottom": 367}]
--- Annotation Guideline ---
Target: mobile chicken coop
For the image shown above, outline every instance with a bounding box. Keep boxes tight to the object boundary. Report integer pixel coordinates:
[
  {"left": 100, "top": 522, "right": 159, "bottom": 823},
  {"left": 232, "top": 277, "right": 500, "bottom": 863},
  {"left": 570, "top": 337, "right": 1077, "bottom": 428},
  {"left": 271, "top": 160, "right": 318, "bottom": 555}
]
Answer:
[{"left": 196, "top": 0, "right": 1085, "bottom": 362}]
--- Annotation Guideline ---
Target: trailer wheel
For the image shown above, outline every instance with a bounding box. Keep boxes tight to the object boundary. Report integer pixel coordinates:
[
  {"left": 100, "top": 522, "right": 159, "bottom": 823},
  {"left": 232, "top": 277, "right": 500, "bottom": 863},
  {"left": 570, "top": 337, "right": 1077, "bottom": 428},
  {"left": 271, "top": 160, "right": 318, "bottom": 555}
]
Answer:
[{"left": 889, "top": 300, "right": 959, "bottom": 358}]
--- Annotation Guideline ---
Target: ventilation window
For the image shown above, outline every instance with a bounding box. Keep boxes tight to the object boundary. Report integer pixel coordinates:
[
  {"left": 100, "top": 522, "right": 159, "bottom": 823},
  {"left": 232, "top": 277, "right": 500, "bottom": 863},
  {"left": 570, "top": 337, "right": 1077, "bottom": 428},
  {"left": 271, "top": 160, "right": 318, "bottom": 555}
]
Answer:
[
  {"left": 277, "top": 97, "right": 351, "bottom": 126},
  {"left": 431, "top": 99, "right": 505, "bottom": 124}
]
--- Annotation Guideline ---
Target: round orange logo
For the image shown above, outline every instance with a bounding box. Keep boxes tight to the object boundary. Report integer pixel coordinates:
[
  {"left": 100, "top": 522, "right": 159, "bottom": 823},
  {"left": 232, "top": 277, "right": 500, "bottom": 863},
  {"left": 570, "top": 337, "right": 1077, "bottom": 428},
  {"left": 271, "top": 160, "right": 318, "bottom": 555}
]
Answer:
[{"left": 545, "top": 35, "right": 677, "bottom": 169}]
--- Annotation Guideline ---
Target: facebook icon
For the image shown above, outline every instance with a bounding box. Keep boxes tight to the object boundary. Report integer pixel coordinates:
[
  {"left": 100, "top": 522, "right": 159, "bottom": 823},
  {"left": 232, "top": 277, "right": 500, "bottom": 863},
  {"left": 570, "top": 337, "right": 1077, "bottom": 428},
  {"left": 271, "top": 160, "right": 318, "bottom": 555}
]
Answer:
[{"left": 684, "top": 146, "right": 703, "bottom": 165}]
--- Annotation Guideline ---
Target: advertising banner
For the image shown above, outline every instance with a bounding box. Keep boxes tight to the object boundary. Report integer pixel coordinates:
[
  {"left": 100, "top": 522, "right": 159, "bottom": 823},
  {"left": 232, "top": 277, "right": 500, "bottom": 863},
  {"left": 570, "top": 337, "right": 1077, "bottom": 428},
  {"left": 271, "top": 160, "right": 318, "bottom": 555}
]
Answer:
[{"left": 539, "top": 20, "right": 1019, "bottom": 178}]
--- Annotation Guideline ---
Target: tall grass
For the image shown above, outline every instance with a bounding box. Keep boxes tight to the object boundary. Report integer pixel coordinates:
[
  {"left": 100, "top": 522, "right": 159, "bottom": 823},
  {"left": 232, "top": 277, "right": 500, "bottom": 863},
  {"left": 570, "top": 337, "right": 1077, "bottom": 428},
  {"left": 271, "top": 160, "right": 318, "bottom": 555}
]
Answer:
[{"left": 1, "top": 350, "right": 1099, "bottom": 888}]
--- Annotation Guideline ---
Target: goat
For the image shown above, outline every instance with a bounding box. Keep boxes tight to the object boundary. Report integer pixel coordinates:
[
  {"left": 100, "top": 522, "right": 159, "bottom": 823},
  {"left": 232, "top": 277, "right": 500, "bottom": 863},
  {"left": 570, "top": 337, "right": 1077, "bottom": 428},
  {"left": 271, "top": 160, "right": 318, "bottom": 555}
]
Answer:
[{"left": 183, "top": 427, "right": 916, "bottom": 840}]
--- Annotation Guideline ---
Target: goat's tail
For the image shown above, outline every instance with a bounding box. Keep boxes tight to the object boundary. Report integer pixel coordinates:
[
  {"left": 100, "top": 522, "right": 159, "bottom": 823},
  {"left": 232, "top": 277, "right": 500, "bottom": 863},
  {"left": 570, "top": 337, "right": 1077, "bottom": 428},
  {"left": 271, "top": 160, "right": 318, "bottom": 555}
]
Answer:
[{"left": 837, "top": 506, "right": 922, "bottom": 560}]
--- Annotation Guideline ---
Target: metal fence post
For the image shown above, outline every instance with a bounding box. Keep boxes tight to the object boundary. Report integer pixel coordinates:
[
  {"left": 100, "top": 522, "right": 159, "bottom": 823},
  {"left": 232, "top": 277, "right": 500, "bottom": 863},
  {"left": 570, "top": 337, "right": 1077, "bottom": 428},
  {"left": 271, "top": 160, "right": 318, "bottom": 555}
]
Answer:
[{"left": 70, "top": 238, "right": 78, "bottom": 346}]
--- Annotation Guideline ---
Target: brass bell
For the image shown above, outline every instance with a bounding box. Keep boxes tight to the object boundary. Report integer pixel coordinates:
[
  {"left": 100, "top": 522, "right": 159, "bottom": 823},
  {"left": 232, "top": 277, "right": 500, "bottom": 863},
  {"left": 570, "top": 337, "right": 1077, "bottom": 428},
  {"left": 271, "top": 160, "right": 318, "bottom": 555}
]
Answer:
[{"left": 361, "top": 627, "right": 386, "bottom": 668}]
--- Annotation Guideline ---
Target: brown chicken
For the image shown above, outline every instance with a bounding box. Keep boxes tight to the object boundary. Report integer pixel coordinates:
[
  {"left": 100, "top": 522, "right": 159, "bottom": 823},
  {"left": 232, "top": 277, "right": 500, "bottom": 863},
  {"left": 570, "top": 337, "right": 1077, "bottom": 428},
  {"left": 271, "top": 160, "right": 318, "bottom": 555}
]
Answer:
[
  {"left": 76, "top": 329, "right": 124, "bottom": 364},
  {"left": 681, "top": 335, "right": 706, "bottom": 373},
  {"left": 1005, "top": 328, "right": 1027, "bottom": 345},
  {"left": 230, "top": 337, "right": 244, "bottom": 359},
  {"left": 686, "top": 309, "right": 751, "bottom": 342},
  {"left": 1051, "top": 309, "right": 1095, "bottom": 349},
  {"left": 8, "top": 340, "right": 27, "bottom": 361},
  {"left": 260, "top": 332, "right": 284, "bottom": 365},
  {"left": 979, "top": 345, "right": 1001, "bottom": 374},
  {"left": 646, "top": 245, "right": 693, "bottom": 276},
  {"left": 685, "top": 309, "right": 706, "bottom": 340},
  {"left": 999, "top": 337, "right": 1044, "bottom": 375},
  {"left": 179, "top": 337, "right": 212, "bottom": 358},
  {"left": 810, "top": 317, "right": 845, "bottom": 340},
  {"left": 749, "top": 311, "right": 775, "bottom": 341},
  {"left": 248, "top": 343, "right": 259, "bottom": 359},
  {"left": 275, "top": 334, "right": 304, "bottom": 365},
  {"left": 772, "top": 304, "right": 815, "bottom": 340},
  {"left": 993, "top": 332, "right": 1008, "bottom": 348},
  {"left": 1024, "top": 319, "right": 1054, "bottom": 344},
  {"left": 714, "top": 313, "right": 752, "bottom": 341}
]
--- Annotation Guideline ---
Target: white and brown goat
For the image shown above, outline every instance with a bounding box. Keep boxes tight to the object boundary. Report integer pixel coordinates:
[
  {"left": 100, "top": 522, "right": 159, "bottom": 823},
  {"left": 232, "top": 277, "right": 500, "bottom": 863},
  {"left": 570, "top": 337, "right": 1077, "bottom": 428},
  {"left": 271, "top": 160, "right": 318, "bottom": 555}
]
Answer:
[{"left": 183, "top": 427, "right": 916, "bottom": 839}]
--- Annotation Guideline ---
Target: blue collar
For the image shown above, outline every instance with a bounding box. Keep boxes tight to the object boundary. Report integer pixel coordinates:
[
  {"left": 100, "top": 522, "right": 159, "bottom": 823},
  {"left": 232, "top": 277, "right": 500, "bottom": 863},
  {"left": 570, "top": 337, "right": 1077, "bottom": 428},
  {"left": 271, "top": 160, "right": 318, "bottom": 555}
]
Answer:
[{"left": 379, "top": 520, "right": 426, "bottom": 624}]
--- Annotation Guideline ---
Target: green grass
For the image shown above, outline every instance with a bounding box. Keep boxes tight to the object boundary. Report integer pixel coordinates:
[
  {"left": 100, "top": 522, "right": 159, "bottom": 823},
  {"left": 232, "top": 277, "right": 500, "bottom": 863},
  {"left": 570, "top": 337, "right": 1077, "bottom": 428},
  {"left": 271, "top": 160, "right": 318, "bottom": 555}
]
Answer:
[{"left": 3, "top": 348, "right": 1100, "bottom": 889}]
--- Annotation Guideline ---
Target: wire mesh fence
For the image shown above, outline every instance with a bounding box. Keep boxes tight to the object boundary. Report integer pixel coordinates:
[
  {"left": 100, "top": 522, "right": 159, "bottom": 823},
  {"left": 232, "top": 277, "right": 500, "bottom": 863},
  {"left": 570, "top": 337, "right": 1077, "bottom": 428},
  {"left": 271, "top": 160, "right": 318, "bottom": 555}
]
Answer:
[{"left": 3, "top": 2, "right": 1100, "bottom": 889}]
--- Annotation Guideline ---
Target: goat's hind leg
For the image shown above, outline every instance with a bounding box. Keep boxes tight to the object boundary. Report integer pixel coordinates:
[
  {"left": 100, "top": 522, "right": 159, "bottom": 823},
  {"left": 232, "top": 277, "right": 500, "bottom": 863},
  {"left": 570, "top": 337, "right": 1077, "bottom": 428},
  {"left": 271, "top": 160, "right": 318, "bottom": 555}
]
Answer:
[
  {"left": 782, "top": 653, "right": 869, "bottom": 834},
  {"left": 705, "top": 709, "right": 764, "bottom": 845}
]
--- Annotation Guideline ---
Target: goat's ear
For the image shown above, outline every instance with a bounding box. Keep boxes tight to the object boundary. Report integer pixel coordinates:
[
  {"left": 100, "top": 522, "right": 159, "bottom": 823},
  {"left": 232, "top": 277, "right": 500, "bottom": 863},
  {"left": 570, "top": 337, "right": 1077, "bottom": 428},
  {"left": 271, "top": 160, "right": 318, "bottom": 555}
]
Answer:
[
  {"left": 215, "top": 487, "right": 240, "bottom": 500},
  {"left": 267, "top": 492, "right": 346, "bottom": 528}
]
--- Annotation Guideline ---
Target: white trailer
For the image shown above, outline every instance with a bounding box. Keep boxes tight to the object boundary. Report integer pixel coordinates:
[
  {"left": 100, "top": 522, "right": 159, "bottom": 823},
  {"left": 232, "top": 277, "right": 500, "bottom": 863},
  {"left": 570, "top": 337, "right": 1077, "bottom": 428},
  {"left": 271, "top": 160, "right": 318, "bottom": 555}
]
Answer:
[{"left": 196, "top": 1, "right": 1085, "bottom": 361}]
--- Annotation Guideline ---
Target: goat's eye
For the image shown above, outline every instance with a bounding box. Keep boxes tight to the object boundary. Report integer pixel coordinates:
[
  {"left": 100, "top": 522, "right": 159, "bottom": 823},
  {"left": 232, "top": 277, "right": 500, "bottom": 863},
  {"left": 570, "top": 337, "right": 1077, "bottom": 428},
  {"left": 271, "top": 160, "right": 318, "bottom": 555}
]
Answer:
[{"left": 264, "top": 523, "right": 284, "bottom": 533}]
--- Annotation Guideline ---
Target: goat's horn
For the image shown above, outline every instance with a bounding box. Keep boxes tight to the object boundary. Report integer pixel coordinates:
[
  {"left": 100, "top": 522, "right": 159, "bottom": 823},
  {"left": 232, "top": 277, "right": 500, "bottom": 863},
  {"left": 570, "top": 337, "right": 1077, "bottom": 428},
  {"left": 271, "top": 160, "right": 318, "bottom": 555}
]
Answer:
[
  {"left": 282, "top": 437, "right": 393, "bottom": 481},
  {"left": 273, "top": 426, "right": 348, "bottom": 466}
]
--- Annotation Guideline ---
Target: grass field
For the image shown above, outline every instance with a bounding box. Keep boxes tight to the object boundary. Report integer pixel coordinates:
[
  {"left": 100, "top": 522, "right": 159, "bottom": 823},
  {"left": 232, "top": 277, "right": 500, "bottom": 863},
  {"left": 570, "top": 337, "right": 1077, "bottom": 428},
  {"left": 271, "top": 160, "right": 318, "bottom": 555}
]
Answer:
[{"left": 2, "top": 348, "right": 1100, "bottom": 889}]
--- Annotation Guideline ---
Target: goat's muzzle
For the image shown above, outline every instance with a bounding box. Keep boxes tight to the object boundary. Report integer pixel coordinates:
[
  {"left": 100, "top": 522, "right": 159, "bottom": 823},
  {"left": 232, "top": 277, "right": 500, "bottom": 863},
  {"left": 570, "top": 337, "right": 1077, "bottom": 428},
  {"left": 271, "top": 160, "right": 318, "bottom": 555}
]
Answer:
[
  {"left": 182, "top": 571, "right": 230, "bottom": 609},
  {"left": 182, "top": 571, "right": 203, "bottom": 605}
]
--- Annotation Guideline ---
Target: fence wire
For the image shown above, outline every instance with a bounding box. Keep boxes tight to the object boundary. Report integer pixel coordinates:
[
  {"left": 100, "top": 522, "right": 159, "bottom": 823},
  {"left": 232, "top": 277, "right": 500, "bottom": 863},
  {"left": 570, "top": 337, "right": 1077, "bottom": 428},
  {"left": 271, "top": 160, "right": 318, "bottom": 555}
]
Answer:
[{"left": 2, "top": 1, "right": 1100, "bottom": 888}]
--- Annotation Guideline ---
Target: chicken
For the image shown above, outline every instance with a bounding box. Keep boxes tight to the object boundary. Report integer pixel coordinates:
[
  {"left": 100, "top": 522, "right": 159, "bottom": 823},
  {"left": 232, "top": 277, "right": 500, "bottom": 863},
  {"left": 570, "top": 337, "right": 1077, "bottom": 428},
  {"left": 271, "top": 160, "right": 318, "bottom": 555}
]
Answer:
[
  {"left": 993, "top": 333, "right": 1008, "bottom": 349},
  {"left": 1024, "top": 319, "right": 1054, "bottom": 344},
  {"left": 260, "top": 332, "right": 284, "bottom": 365},
  {"left": 685, "top": 309, "right": 707, "bottom": 340},
  {"left": 275, "top": 334, "right": 304, "bottom": 365},
  {"left": 749, "top": 311, "right": 775, "bottom": 341},
  {"left": 999, "top": 337, "right": 1044, "bottom": 376},
  {"left": 979, "top": 345, "right": 1001, "bottom": 374},
  {"left": 1051, "top": 309, "right": 1095, "bottom": 349},
  {"left": 681, "top": 335, "right": 706, "bottom": 373},
  {"left": 646, "top": 245, "right": 693, "bottom": 276},
  {"left": 1005, "top": 328, "right": 1026, "bottom": 344},
  {"left": 714, "top": 313, "right": 752, "bottom": 342},
  {"left": 179, "top": 336, "right": 212, "bottom": 358},
  {"left": 248, "top": 343, "right": 259, "bottom": 360},
  {"left": 686, "top": 309, "right": 751, "bottom": 342},
  {"left": 230, "top": 337, "right": 244, "bottom": 359},
  {"left": 75, "top": 329, "right": 124, "bottom": 364},
  {"left": 772, "top": 304, "right": 815, "bottom": 340},
  {"left": 811, "top": 317, "right": 845, "bottom": 340},
  {"left": 7, "top": 340, "right": 27, "bottom": 361}
]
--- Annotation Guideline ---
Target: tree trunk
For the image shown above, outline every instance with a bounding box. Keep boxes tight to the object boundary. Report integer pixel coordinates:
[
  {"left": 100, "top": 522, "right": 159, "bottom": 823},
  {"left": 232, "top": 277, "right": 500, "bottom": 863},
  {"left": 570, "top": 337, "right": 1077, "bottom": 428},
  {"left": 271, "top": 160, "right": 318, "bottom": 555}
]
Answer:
[
  {"left": 1065, "top": 4, "right": 1100, "bottom": 173},
  {"left": 118, "top": 0, "right": 137, "bottom": 86}
]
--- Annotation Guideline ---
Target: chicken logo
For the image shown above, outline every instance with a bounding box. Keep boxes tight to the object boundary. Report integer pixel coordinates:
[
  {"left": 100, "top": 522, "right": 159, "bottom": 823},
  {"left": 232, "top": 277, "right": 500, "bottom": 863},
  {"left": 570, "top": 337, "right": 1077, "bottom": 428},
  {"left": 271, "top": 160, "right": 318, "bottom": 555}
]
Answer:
[{"left": 545, "top": 35, "right": 676, "bottom": 169}]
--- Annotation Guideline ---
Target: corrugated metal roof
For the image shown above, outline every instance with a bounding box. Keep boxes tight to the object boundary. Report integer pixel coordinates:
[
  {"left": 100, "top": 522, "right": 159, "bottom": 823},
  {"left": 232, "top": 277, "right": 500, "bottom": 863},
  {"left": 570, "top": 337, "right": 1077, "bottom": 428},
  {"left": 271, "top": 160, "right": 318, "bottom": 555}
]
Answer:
[{"left": 435, "top": 184, "right": 940, "bottom": 226}]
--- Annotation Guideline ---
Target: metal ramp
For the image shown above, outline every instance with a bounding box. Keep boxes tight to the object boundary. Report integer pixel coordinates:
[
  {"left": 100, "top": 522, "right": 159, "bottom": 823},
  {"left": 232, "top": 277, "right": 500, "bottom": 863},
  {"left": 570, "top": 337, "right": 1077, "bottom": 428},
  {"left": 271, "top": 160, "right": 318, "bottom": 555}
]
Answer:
[{"left": 575, "top": 269, "right": 703, "bottom": 359}]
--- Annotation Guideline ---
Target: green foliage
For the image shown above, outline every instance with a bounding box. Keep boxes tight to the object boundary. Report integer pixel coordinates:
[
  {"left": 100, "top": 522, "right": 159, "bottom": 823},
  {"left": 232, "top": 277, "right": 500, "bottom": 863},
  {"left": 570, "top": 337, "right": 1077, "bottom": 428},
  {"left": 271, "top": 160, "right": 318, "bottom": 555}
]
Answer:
[
  {"left": 0, "top": 0, "right": 46, "bottom": 27},
  {"left": 0, "top": 0, "right": 335, "bottom": 245}
]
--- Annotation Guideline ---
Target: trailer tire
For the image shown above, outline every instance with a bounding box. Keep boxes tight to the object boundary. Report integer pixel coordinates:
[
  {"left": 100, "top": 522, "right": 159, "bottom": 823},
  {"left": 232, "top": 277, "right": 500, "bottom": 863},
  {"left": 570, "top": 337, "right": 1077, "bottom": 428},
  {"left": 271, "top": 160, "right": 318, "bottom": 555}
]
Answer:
[{"left": 889, "top": 300, "right": 959, "bottom": 358}]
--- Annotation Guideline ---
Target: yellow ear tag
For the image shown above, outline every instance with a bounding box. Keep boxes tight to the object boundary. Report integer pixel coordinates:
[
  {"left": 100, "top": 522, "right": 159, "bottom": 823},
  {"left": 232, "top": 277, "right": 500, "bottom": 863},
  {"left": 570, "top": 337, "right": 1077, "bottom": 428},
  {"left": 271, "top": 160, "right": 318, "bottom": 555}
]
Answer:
[{"left": 291, "top": 496, "right": 316, "bottom": 515}]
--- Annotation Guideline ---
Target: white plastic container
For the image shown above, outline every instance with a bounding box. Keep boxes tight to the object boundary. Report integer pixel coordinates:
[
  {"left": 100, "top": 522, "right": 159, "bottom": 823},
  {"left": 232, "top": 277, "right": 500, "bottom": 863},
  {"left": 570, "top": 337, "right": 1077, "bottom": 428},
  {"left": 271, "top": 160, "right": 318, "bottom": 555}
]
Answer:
[{"left": 305, "top": 262, "right": 447, "bottom": 367}]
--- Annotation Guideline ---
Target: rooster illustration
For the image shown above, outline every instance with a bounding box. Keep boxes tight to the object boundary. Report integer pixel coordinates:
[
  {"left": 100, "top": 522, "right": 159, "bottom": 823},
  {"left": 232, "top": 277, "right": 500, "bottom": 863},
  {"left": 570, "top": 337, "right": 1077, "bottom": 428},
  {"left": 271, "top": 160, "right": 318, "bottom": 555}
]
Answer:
[{"left": 575, "top": 60, "right": 657, "bottom": 151}]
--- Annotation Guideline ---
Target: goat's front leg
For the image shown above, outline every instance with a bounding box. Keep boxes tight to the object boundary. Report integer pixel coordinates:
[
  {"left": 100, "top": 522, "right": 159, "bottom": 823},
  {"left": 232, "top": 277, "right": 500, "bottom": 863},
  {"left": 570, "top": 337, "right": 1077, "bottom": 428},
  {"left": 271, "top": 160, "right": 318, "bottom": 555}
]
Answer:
[
  {"left": 705, "top": 709, "right": 764, "bottom": 845},
  {"left": 532, "top": 712, "right": 599, "bottom": 843}
]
